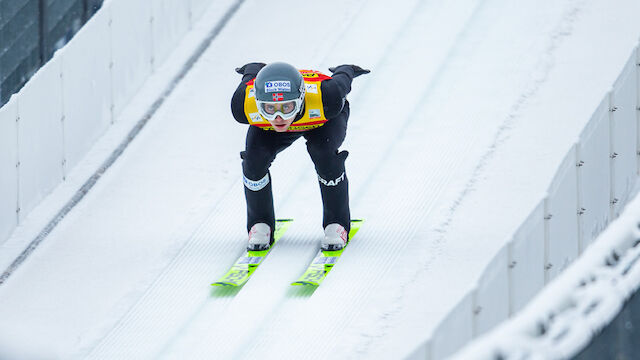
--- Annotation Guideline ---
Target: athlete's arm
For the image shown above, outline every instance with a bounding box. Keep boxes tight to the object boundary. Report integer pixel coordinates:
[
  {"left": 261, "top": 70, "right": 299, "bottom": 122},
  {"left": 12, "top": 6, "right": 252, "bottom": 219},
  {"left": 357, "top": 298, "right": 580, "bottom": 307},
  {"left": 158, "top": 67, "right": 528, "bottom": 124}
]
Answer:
[
  {"left": 231, "top": 62, "right": 266, "bottom": 124},
  {"left": 322, "top": 65, "right": 369, "bottom": 119}
]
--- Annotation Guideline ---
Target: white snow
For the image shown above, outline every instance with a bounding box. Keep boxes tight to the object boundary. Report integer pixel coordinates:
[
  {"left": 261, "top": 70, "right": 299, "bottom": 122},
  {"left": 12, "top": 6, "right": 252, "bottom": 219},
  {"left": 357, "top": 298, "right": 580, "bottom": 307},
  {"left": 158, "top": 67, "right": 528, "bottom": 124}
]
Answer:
[
  {"left": 0, "top": 0, "right": 639, "bottom": 359},
  {"left": 451, "top": 184, "right": 640, "bottom": 359}
]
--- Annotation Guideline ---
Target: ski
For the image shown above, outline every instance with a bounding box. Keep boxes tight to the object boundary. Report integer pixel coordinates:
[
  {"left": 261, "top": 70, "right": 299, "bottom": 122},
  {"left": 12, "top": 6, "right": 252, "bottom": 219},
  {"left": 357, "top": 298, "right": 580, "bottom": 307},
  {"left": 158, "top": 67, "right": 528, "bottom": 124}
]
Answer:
[
  {"left": 212, "top": 219, "right": 293, "bottom": 287},
  {"left": 292, "top": 219, "right": 363, "bottom": 286}
]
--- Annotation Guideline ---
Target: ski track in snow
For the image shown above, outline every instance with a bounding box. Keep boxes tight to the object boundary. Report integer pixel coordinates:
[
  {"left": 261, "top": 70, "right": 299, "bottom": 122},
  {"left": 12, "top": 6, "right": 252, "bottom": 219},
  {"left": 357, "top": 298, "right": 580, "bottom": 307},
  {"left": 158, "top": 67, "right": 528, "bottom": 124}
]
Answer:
[
  {"left": 235, "top": 1, "right": 487, "bottom": 358},
  {"left": 434, "top": 0, "right": 584, "bottom": 236},
  {"left": 1, "top": 0, "right": 639, "bottom": 359},
  {"left": 86, "top": 0, "right": 486, "bottom": 357},
  {"left": 350, "top": 0, "right": 587, "bottom": 356}
]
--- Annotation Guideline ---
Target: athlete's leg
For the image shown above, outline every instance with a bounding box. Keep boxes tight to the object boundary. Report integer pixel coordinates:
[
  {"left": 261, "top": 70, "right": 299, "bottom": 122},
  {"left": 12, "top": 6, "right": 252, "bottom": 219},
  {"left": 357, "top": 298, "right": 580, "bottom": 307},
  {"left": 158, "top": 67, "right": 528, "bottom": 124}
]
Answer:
[
  {"left": 242, "top": 126, "right": 301, "bottom": 235},
  {"left": 304, "top": 103, "right": 351, "bottom": 233}
]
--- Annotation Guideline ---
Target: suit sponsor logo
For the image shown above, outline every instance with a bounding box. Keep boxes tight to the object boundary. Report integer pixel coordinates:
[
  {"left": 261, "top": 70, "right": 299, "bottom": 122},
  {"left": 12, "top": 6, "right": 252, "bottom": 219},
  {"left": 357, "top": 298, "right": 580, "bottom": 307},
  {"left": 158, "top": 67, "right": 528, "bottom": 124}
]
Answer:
[
  {"left": 249, "top": 112, "right": 262, "bottom": 123},
  {"left": 309, "top": 109, "right": 321, "bottom": 119},
  {"left": 244, "top": 173, "right": 270, "bottom": 191},
  {"left": 318, "top": 172, "right": 345, "bottom": 187},
  {"left": 305, "top": 84, "right": 318, "bottom": 94}
]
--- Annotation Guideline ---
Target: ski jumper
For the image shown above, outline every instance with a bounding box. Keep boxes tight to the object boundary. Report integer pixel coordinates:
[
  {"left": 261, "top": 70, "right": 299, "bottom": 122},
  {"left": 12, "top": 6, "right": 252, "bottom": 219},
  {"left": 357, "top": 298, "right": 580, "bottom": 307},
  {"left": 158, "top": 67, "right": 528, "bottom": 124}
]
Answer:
[{"left": 231, "top": 66, "right": 357, "bottom": 237}]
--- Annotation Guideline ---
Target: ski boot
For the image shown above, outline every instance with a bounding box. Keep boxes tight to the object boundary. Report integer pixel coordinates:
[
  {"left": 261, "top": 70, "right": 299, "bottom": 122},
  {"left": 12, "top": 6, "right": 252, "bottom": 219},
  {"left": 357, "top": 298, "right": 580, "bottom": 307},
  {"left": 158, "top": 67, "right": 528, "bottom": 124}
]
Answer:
[
  {"left": 247, "top": 223, "right": 271, "bottom": 251},
  {"left": 321, "top": 223, "right": 348, "bottom": 251}
]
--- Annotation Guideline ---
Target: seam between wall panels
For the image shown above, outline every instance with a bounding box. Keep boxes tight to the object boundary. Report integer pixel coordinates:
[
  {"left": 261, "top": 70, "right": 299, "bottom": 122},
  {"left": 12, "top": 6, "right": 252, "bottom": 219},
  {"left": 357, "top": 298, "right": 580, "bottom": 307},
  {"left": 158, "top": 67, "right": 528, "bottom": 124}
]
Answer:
[
  {"left": 507, "top": 241, "right": 515, "bottom": 316},
  {"left": 108, "top": 5, "right": 114, "bottom": 124},
  {"left": 188, "top": 0, "right": 194, "bottom": 30},
  {"left": 575, "top": 143, "right": 584, "bottom": 254},
  {"left": 609, "top": 91, "right": 616, "bottom": 221},
  {"left": 14, "top": 103, "right": 21, "bottom": 227},
  {"left": 149, "top": 2, "right": 155, "bottom": 73},
  {"left": 471, "top": 288, "right": 479, "bottom": 338},
  {"left": 544, "top": 197, "right": 551, "bottom": 285},
  {"left": 636, "top": 46, "right": 640, "bottom": 175},
  {"left": 60, "top": 56, "right": 67, "bottom": 180}
]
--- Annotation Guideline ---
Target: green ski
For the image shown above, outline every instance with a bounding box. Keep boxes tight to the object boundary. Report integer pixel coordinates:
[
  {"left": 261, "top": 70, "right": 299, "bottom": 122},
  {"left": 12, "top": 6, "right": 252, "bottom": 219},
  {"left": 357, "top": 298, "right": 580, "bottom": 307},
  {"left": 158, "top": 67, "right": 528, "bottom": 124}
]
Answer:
[
  {"left": 292, "top": 219, "right": 363, "bottom": 286},
  {"left": 212, "top": 219, "right": 293, "bottom": 287}
]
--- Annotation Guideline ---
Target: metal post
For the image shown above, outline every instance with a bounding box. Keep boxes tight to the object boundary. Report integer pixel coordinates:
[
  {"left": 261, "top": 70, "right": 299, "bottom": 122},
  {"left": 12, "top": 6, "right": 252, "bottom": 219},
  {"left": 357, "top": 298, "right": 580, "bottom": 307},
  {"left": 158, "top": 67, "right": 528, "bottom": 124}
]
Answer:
[
  {"left": 38, "top": 0, "right": 46, "bottom": 63},
  {"left": 82, "top": 0, "right": 89, "bottom": 23}
]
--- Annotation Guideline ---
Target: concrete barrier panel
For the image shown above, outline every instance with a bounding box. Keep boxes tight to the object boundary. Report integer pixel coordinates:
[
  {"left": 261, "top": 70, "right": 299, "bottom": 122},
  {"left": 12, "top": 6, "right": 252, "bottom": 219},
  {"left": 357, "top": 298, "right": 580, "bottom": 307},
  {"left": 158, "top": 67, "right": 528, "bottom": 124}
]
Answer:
[
  {"left": 577, "top": 96, "right": 611, "bottom": 251},
  {"left": 610, "top": 53, "right": 638, "bottom": 216},
  {"left": 508, "top": 201, "right": 545, "bottom": 314},
  {"left": 0, "top": 99, "right": 19, "bottom": 244},
  {"left": 17, "top": 56, "right": 64, "bottom": 220},
  {"left": 545, "top": 146, "right": 579, "bottom": 282},
  {"left": 109, "top": 0, "right": 153, "bottom": 117},
  {"left": 636, "top": 46, "right": 640, "bottom": 174},
  {"left": 473, "top": 245, "right": 509, "bottom": 338},
  {"left": 61, "top": 8, "right": 112, "bottom": 171},
  {"left": 431, "top": 292, "right": 474, "bottom": 359},
  {"left": 405, "top": 339, "right": 431, "bottom": 360},
  {"left": 151, "top": 0, "right": 190, "bottom": 70},
  {"left": 1, "top": 0, "right": 210, "bottom": 235}
]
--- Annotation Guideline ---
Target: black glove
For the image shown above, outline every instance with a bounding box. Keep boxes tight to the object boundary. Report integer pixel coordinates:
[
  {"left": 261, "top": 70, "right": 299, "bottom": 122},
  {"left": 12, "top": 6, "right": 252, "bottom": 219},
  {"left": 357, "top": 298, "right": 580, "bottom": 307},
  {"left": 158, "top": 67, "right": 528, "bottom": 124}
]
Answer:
[
  {"left": 328, "top": 64, "right": 370, "bottom": 78},
  {"left": 235, "top": 62, "right": 266, "bottom": 76}
]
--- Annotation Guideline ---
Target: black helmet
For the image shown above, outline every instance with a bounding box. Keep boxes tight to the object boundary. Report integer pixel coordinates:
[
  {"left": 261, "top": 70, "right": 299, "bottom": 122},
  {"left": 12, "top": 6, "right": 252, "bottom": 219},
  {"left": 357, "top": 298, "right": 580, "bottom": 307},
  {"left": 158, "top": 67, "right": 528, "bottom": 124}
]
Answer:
[{"left": 254, "top": 62, "right": 305, "bottom": 121}]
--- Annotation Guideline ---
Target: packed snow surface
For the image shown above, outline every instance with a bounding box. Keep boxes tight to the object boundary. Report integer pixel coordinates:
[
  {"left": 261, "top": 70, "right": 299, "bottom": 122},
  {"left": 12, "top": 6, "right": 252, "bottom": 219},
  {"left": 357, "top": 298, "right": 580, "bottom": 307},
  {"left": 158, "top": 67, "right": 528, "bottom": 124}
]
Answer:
[{"left": 1, "top": 0, "right": 639, "bottom": 359}]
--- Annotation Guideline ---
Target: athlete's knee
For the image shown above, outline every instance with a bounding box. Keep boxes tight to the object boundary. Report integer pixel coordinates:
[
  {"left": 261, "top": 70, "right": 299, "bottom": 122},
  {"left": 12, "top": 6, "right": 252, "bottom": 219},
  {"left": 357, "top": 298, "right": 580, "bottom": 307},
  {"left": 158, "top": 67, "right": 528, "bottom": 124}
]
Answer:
[
  {"left": 309, "top": 149, "right": 349, "bottom": 183},
  {"left": 241, "top": 149, "right": 275, "bottom": 179},
  {"left": 307, "top": 141, "right": 347, "bottom": 164}
]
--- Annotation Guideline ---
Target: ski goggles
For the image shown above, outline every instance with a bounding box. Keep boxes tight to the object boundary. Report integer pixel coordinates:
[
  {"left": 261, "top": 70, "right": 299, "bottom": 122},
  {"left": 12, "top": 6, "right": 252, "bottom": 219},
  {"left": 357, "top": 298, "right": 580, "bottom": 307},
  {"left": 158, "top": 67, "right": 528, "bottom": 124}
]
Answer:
[{"left": 256, "top": 98, "right": 303, "bottom": 121}]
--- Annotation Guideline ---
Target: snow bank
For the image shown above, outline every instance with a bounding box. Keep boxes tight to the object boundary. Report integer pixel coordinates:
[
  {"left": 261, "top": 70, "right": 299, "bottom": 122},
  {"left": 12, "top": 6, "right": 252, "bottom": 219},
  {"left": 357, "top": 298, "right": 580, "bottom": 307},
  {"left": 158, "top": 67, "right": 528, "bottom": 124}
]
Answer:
[
  {"left": 406, "top": 41, "right": 639, "bottom": 360},
  {"left": 440, "top": 44, "right": 640, "bottom": 360},
  {"left": 450, "top": 184, "right": 640, "bottom": 359}
]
